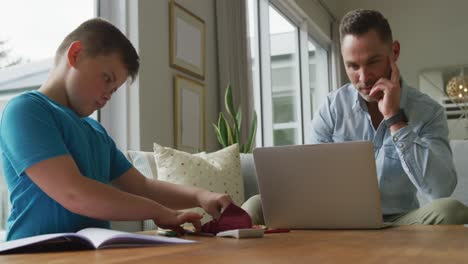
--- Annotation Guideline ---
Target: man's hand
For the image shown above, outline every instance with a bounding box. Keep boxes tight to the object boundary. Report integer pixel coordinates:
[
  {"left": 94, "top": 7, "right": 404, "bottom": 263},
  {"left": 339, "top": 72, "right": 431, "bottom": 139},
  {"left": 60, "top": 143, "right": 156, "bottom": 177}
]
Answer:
[
  {"left": 369, "top": 55, "right": 401, "bottom": 119},
  {"left": 154, "top": 209, "right": 203, "bottom": 235},
  {"left": 196, "top": 190, "right": 233, "bottom": 219}
]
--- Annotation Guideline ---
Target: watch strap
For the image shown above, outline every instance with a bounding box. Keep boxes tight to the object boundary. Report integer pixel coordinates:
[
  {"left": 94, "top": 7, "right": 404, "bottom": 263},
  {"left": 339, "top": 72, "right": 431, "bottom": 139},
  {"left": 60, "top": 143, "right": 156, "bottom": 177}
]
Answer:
[{"left": 385, "top": 109, "right": 408, "bottom": 127}]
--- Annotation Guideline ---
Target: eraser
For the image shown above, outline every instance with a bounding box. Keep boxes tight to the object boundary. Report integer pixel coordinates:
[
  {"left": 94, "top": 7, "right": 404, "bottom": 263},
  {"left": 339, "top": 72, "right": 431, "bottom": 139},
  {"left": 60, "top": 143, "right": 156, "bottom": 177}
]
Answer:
[{"left": 216, "top": 228, "right": 264, "bottom": 239}]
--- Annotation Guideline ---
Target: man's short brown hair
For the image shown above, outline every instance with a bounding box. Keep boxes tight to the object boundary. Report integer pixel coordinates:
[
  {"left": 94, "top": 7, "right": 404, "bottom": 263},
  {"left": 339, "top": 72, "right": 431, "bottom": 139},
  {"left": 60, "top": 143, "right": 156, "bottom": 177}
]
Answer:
[
  {"left": 339, "top": 9, "right": 393, "bottom": 44},
  {"left": 56, "top": 18, "right": 139, "bottom": 82}
]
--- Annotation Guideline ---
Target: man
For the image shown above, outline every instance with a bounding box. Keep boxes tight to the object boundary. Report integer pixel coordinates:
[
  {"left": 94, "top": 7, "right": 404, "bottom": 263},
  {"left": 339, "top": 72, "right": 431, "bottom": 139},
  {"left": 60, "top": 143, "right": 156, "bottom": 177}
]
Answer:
[
  {"left": 243, "top": 9, "right": 468, "bottom": 225},
  {"left": 309, "top": 9, "right": 468, "bottom": 225}
]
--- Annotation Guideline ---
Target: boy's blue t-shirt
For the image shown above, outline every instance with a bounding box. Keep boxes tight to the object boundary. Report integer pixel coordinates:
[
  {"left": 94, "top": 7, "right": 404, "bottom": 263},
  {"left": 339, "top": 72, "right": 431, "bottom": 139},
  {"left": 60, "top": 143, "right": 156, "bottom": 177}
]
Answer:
[{"left": 0, "top": 91, "right": 132, "bottom": 241}]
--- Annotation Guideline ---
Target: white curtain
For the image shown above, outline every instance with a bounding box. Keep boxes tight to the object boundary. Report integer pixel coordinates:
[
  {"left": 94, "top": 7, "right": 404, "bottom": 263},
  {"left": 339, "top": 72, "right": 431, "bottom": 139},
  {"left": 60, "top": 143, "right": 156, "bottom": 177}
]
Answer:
[
  {"left": 215, "top": 0, "right": 253, "bottom": 143},
  {"left": 330, "top": 20, "right": 344, "bottom": 90}
]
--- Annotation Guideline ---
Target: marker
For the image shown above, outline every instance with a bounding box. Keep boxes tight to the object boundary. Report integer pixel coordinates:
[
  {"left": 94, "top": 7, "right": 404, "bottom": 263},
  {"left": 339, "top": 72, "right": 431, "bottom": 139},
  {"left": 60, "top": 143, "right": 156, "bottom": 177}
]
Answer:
[{"left": 264, "top": 228, "right": 290, "bottom": 234}]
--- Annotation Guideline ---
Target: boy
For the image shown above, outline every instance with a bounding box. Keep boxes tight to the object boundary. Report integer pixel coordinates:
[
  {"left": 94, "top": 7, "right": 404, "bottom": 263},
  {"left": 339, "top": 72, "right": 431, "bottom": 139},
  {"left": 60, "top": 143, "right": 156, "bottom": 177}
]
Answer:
[{"left": 0, "top": 18, "right": 232, "bottom": 241}]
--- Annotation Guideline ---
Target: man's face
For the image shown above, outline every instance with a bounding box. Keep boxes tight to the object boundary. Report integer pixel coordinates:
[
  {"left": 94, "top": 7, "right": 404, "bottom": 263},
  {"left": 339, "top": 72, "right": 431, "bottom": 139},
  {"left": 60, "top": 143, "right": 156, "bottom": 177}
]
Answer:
[
  {"left": 65, "top": 50, "right": 128, "bottom": 117},
  {"left": 341, "top": 29, "right": 396, "bottom": 102}
]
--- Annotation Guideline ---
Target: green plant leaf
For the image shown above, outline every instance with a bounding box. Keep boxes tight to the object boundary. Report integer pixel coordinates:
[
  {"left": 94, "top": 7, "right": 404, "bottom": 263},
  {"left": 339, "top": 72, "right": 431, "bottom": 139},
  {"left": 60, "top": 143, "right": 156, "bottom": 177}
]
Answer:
[
  {"left": 244, "top": 111, "right": 258, "bottom": 153},
  {"left": 240, "top": 143, "right": 247, "bottom": 153},
  {"left": 233, "top": 128, "right": 240, "bottom": 144},
  {"left": 213, "top": 124, "right": 226, "bottom": 148},
  {"left": 217, "top": 113, "right": 229, "bottom": 147},
  {"left": 225, "top": 83, "right": 236, "bottom": 119},
  {"left": 236, "top": 107, "right": 242, "bottom": 129},
  {"left": 234, "top": 107, "right": 241, "bottom": 143},
  {"left": 222, "top": 114, "right": 234, "bottom": 145},
  {"left": 232, "top": 129, "right": 239, "bottom": 144}
]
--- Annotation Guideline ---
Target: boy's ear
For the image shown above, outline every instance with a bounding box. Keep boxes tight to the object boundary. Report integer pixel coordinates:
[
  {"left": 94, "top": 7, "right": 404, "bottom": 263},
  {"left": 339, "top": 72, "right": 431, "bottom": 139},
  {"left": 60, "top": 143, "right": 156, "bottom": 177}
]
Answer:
[{"left": 67, "top": 41, "right": 83, "bottom": 67}]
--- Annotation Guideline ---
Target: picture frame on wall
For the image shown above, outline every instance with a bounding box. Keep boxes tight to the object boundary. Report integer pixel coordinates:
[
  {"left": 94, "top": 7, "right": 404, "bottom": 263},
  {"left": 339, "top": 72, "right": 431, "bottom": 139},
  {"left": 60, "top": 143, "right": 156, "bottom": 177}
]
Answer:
[
  {"left": 170, "top": 2, "right": 206, "bottom": 80},
  {"left": 174, "top": 74, "right": 205, "bottom": 152}
]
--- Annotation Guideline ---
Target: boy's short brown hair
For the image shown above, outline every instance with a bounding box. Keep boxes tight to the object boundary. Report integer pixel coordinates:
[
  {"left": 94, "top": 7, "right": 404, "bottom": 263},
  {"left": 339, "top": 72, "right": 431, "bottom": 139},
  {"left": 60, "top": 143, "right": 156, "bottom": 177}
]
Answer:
[
  {"left": 339, "top": 9, "right": 393, "bottom": 45},
  {"left": 56, "top": 18, "right": 139, "bottom": 82}
]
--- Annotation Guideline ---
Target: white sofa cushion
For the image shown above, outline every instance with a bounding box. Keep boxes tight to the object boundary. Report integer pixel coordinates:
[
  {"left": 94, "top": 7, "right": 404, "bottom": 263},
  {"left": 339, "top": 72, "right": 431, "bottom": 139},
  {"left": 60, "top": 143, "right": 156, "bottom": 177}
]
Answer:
[
  {"left": 240, "top": 153, "right": 259, "bottom": 200},
  {"left": 450, "top": 140, "right": 468, "bottom": 206},
  {"left": 153, "top": 143, "right": 244, "bottom": 224},
  {"left": 414, "top": 140, "right": 468, "bottom": 206},
  {"left": 126, "top": 150, "right": 158, "bottom": 180}
]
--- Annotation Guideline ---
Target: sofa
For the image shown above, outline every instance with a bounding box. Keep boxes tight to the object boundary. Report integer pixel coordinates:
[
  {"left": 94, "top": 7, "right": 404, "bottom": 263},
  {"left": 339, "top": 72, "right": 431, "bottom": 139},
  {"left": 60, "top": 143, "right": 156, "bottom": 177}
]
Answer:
[
  {"left": 1, "top": 140, "right": 468, "bottom": 238},
  {"left": 113, "top": 140, "right": 468, "bottom": 232}
]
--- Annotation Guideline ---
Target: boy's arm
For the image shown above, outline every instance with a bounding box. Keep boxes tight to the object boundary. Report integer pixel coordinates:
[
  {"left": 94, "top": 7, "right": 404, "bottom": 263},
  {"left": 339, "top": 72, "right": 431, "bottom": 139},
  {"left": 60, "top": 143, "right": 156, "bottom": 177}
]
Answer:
[
  {"left": 26, "top": 154, "right": 202, "bottom": 228},
  {"left": 112, "top": 168, "right": 232, "bottom": 219}
]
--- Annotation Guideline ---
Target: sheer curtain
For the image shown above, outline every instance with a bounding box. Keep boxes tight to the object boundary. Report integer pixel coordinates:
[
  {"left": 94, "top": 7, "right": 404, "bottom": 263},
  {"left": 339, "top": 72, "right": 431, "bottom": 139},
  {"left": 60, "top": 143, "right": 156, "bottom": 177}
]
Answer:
[
  {"left": 215, "top": 0, "right": 253, "bottom": 144},
  {"left": 330, "top": 20, "right": 343, "bottom": 89}
]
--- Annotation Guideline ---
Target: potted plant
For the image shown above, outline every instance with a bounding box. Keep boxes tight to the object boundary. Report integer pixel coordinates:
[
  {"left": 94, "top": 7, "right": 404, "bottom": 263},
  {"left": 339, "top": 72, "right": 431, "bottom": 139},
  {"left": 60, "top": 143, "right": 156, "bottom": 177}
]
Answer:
[{"left": 213, "top": 84, "right": 257, "bottom": 153}]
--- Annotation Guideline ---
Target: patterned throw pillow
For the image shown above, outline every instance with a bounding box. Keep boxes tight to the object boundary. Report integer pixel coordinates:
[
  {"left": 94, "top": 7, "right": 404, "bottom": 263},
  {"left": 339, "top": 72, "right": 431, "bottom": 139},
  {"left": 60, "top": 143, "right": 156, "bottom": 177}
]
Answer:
[{"left": 153, "top": 143, "right": 244, "bottom": 224}]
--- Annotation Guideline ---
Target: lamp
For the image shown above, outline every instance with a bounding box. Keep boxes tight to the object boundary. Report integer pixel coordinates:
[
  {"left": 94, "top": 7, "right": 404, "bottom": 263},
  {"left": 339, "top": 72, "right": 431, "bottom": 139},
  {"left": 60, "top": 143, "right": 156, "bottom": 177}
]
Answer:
[
  {"left": 446, "top": 68, "right": 468, "bottom": 102},
  {"left": 446, "top": 68, "right": 468, "bottom": 139}
]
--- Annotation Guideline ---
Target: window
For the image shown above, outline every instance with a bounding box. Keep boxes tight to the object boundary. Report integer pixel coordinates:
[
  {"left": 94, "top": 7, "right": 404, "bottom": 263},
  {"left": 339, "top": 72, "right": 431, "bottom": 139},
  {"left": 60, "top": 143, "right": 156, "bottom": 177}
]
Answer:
[
  {"left": 308, "top": 39, "right": 330, "bottom": 126},
  {"left": 0, "top": 0, "right": 97, "bottom": 119},
  {"left": 269, "top": 6, "right": 302, "bottom": 146},
  {"left": 247, "top": 0, "right": 331, "bottom": 146}
]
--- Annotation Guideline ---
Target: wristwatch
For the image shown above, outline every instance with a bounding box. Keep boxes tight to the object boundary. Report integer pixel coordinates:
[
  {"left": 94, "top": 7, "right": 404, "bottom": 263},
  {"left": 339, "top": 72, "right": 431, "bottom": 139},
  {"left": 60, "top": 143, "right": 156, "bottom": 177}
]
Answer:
[{"left": 384, "top": 109, "right": 408, "bottom": 127}]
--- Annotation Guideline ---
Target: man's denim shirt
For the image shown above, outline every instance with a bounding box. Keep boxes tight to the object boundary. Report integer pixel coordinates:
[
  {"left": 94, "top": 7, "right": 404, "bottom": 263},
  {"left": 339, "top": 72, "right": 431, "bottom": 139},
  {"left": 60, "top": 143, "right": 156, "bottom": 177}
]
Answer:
[{"left": 311, "top": 81, "right": 457, "bottom": 215}]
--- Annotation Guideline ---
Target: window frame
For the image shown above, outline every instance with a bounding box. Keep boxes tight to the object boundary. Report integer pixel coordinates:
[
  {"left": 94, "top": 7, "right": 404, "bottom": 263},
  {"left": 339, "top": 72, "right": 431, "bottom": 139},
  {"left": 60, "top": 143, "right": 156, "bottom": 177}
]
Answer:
[
  {"left": 0, "top": 0, "right": 141, "bottom": 149},
  {"left": 0, "top": 0, "right": 99, "bottom": 119},
  {"left": 252, "top": 0, "right": 332, "bottom": 147}
]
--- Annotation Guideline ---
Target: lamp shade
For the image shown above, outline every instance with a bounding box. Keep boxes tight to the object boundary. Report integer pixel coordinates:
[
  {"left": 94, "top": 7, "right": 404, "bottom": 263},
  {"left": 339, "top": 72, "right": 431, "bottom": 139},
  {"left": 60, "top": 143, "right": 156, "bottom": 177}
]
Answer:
[{"left": 446, "top": 75, "right": 468, "bottom": 102}]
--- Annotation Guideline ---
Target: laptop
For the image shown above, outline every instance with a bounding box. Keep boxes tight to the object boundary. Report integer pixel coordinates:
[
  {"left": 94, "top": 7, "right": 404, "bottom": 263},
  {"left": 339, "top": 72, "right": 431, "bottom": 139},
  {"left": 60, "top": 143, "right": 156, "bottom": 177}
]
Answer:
[{"left": 253, "top": 141, "right": 391, "bottom": 229}]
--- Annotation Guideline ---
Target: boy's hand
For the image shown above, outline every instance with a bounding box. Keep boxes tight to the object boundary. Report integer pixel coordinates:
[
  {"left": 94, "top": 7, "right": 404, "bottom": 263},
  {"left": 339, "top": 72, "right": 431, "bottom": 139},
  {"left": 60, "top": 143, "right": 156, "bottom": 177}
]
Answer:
[
  {"left": 197, "top": 190, "right": 233, "bottom": 219},
  {"left": 154, "top": 210, "right": 203, "bottom": 235}
]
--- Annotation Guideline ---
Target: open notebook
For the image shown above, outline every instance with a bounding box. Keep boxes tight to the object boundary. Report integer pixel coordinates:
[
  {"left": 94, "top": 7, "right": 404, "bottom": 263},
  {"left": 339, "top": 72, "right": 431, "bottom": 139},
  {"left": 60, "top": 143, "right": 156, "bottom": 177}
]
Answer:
[{"left": 0, "top": 228, "right": 194, "bottom": 254}]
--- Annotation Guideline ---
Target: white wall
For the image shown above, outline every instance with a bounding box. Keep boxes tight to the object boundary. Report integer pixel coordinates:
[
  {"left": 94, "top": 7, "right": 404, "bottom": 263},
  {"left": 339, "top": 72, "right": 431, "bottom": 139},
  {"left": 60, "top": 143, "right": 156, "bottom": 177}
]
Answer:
[
  {"left": 322, "top": 0, "right": 340, "bottom": 20},
  {"left": 137, "top": 0, "right": 219, "bottom": 151},
  {"left": 334, "top": 0, "right": 468, "bottom": 88},
  {"left": 294, "top": 0, "right": 333, "bottom": 38},
  {"left": 294, "top": 0, "right": 341, "bottom": 38}
]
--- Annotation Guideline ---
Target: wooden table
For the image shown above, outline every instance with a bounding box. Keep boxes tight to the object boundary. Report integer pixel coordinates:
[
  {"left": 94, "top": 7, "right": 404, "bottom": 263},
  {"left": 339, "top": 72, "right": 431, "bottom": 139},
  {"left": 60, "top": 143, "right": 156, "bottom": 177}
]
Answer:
[{"left": 1, "top": 225, "right": 468, "bottom": 263}]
